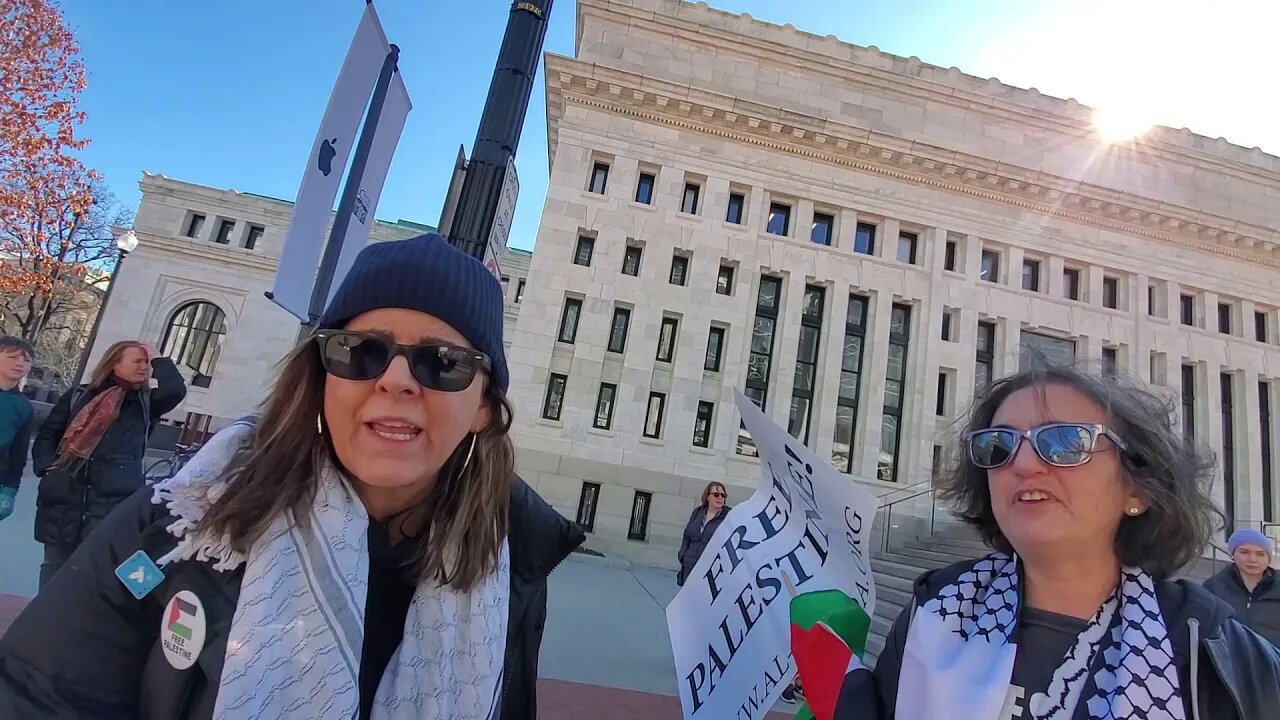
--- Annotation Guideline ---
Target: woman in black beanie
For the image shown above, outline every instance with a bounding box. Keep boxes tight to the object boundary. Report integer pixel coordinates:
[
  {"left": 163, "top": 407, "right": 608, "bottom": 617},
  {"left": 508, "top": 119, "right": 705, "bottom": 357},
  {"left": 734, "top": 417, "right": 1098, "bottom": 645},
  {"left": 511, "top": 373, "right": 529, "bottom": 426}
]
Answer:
[{"left": 0, "top": 233, "right": 585, "bottom": 720}]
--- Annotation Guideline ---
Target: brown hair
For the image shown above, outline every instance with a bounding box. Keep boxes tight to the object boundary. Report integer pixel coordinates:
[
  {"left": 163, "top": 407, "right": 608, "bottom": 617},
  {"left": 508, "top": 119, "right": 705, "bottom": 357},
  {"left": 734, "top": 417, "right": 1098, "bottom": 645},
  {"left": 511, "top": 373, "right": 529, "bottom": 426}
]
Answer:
[
  {"left": 701, "top": 481, "right": 727, "bottom": 506},
  {"left": 0, "top": 336, "right": 34, "bottom": 361},
  {"left": 88, "top": 340, "right": 147, "bottom": 389},
  {"left": 198, "top": 339, "right": 514, "bottom": 592}
]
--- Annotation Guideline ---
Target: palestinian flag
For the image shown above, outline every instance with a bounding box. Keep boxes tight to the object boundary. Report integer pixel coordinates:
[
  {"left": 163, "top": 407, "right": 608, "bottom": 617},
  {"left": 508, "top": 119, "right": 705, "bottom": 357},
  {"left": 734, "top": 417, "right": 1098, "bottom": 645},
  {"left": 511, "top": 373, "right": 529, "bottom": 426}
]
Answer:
[{"left": 789, "top": 589, "right": 873, "bottom": 720}]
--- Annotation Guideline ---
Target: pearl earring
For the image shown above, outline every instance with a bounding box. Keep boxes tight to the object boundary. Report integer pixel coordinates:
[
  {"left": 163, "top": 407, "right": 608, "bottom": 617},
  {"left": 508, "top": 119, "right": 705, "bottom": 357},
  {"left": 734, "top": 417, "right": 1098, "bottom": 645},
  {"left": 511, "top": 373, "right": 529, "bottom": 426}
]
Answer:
[{"left": 1127, "top": 507, "right": 1141, "bottom": 516}]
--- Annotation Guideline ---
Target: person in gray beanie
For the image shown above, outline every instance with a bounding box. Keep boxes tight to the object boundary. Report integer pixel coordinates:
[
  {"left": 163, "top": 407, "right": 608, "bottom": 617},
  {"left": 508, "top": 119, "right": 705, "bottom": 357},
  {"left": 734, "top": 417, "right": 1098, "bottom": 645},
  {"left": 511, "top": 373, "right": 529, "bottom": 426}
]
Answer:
[
  {"left": 0, "top": 233, "right": 586, "bottom": 720},
  {"left": 1204, "top": 528, "right": 1280, "bottom": 646}
]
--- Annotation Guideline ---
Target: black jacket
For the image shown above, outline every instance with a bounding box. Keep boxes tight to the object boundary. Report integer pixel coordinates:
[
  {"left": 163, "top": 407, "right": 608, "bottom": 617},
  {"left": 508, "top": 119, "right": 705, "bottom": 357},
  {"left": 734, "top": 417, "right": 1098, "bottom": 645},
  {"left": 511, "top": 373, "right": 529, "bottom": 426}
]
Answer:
[
  {"left": 677, "top": 503, "right": 731, "bottom": 584},
  {"left": 0, "top": 475, "right": 585, "bottom": 720},
  {"left": 871, "top": 558, "right": 1280, "bottom": 720},
  {"left": 31, "top": 357, "right": 186, "bottom": 544},
  {"left": 1204, "top": 566, "right": 1280, "bottom": 647}
]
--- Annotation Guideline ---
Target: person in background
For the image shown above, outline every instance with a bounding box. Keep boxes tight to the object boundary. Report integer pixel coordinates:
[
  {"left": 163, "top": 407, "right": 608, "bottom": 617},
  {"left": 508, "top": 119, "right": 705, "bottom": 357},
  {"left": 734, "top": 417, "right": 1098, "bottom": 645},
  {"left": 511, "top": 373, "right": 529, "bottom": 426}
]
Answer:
[
  {"left": 677, "top": 481, "right": 731, "bottom": 587},
  {"left": 0, "top": 336, "right": 35, "bottom": 524},
  {"left": 1204, "top": 529, "right": 1280, "bottom": 646},
  {"left": 0, "top": 233, "right": 585, "bottom": 720},
  {"left": 30, "top": 340, "right": 186, "bottom": 585},
  {"left": 854, "top": 364, "right": 1280, "bottom": 720}
]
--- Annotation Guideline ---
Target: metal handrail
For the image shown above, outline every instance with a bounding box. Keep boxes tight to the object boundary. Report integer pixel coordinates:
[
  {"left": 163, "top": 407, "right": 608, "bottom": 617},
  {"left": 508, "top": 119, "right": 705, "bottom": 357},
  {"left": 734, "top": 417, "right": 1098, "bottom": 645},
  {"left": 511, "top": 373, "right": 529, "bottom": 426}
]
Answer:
[
  {"left": 878, "top": 483, "right": 940, "bottom": 554},
  {"left": 1207, "top": 541, "right": 1233, "bottom": 578},
  {"left": 877, "top": 480, "right": 935, "bottom": 510}
]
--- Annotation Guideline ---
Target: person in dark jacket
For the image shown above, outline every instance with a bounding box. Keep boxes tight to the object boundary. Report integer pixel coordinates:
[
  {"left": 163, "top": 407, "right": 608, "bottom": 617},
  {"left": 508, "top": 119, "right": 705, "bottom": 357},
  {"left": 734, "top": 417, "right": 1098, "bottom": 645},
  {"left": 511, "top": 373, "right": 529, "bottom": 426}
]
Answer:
[
  {"left": 832, "top": 364, "right": 1280, "bottom": 719},
  {"left": 0, "top": 233, "right": 584, "bottom": 720},
  {"left": 1204, "top": 528, "right": 1280, "bottom": 647},
  {"left": 31, "top": 339, "right": 186, "bottom": 585},
  {"left": 0, "top": 336, "right": 35, "bottom": 524},
  {"left": 677, "top": 481, "right": 731, "bottom": 586}
]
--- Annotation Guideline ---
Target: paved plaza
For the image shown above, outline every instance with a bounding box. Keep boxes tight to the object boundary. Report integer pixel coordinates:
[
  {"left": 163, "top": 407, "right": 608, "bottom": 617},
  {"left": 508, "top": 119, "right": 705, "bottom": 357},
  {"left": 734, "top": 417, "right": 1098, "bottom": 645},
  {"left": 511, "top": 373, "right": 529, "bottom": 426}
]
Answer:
[{"left": 0, "top": 475, "right": 792, "bottom": 718}]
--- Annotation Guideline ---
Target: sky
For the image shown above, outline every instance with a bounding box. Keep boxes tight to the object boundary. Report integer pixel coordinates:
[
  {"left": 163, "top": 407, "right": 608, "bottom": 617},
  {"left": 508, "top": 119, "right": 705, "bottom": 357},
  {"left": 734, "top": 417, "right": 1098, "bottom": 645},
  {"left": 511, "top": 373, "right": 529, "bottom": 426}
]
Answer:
[{"left": 57, "top": 0, "right": 1277, "bottom": 253}]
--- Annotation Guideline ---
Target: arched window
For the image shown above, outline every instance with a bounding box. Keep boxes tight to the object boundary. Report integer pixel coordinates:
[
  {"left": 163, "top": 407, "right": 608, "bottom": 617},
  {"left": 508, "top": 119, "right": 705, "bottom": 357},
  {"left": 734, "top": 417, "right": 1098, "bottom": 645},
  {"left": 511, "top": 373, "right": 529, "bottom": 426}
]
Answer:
[{"left": 160, "top": 301, "right": 227, "bottom": 388}]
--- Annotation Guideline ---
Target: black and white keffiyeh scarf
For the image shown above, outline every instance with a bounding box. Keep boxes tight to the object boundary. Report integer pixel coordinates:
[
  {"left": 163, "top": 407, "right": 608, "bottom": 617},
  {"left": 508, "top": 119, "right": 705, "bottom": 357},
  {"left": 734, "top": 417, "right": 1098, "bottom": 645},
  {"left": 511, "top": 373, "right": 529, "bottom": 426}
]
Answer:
[{"left": 895, "top": 553, "right": 1185, "bottom": 720}]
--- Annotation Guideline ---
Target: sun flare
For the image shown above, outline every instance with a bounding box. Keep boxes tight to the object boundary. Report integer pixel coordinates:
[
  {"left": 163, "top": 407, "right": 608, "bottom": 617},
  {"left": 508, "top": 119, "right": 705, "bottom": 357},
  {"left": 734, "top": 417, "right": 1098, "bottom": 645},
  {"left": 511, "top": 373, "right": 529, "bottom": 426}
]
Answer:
[{"left": 1092, "top": 105, "right": 1154, "bottom": 143}]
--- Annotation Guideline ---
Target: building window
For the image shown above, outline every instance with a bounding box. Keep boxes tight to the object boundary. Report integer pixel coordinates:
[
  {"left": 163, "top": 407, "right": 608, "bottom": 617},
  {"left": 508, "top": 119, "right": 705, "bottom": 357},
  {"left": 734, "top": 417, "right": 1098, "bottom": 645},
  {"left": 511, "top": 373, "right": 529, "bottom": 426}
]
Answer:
[
  {"left": 896, "top": 231, "right": 918, "bottom": 265},
  {"left": 670, "top": 254, "right": 689, "bottom": 286},
  {"left": 515, "top": 279, "right": 525, "bottom": 304},
  {"left": 705, "top": 325, "right": 725, "bottom": 372},
  {"left": 832, "top": 294, "right": 868, "bottom": 473},
  {"left": 980, "top": 249, "right": 1000, "bottom": 283},
  {"left": 1102, "top": 276, "right": 1119, "bottom": 309},
  {"left": 576, "top": 482, "right": 600, "bottom": 532},
  {"left": 656, "top": 317, "right": 679, "bottom": 362},
  {"left": 1147, "top": 285, "right": 1157, "bottom": 317},
  {"left": 944, "top": 241, "right": 958, "bottom": 272},
  {"left": 879, "top": 304, "right": 912, "bottom": 482},
  {"left": 1221, "top": 373, "right": 1236, "bottom": 532},
  {"left": 741, "top": 276, "right": 782, "bottom": 456},
  {"left": 726, "top": 192, "right": 745, "bottom": 225},
  {"left": 1102, "top": 347, "right": 1118, "bottom": 376},
  {"left": 716, "top": 264, "right": 734, "bottom": 296},
  {"left": 160, "top": 301, "right": 227, "bottom": 389},
  {"left": 767, "top": 202, "right": 791, "bottom": 236},
  {"left": 1256, "top": 311, "right": 1269, "bottom": 343},
  {"left": 628, "top": 491, "right": 653, "bottom": 541},
  {"left": 589, "top": 162, "right": 609, "bottom": 194},
  {"left": 1063, "top": 268, "right": 1081, "bottom": 301},
  {"left": 936, "top": 371, "right": 949, "bottom": 417},
  {"left": 681, "top": 183, "right": 701, "bottom": 215},
  {"left": 1180, "top": 294, "right": 1194, "bottom": 326},
  {"left": 622, "top": 246, "right": 642, "bottom": 276},
  {"left": 854, "top": 222, "right": 876, "bottom": 256},
  {"left": 643, "top": 392, "right": 666, "bottom": 439},
  {"left": 635, "top": 173, "right": 655, "bottom": 204},
  {"left": 184, "top": 212, "right": 205, "bottom": 238},
  {"left": 1218, "top": 302, "right": 1232, "bottom": 335},
  {"left": 1261, "top": 381, "right": 1274, "bottom": 523},
  {"left": 976, "top": 320, "right": 996, "bottom": 394},
  {"left": 1020, "top": 330, "right": 1076, "bottom": 370},
  {"left": 811, "top": 212, "right": 834, "bottom": 246},
  {"left": 941, "top": 308, "right": 957, "bottom": 342},
  {"left": 557, "top": 298, "right": 582, "bottom": 344},
  {"left": 1021, "top": 259, "right": 1041, "bottom": 292},
  {"left": 607, "top": 307, "right": 631, "bottom": 354},
  {"left": 788, "top": 285, "right": 825, "bottom": 443},
  {"left": 693, "top": 401, "right": 715, "bottom": 448},
  {"left": 214, "top": 219, "right": 235, "bottom": 245},
  {"left": 573, "top": 236, "right": 595, "bottom": 266},
  {"left": 594, "top": 383, "right": 617, "bottom": 430},
  {"left": 542, "top": 373, "right": 567, "bottom": 420},
  {"left": 244, "top": 224, "right": 263, "bottom": 250},
  {"left": 1180, "top": 364, "right": 1196, "bottom": 441}
]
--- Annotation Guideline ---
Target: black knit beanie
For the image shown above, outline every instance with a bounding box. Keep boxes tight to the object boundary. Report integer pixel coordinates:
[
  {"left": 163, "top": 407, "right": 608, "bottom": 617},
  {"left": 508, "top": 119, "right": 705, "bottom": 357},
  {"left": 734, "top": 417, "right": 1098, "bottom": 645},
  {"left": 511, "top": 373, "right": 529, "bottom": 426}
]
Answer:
[{"left": 318, "top": 233, "right": 509, "bottom": 392}]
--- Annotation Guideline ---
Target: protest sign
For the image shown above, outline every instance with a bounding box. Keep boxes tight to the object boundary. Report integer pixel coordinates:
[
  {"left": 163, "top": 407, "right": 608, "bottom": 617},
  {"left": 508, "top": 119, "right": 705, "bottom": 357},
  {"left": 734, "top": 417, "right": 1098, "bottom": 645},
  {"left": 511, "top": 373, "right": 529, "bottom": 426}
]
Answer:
[{"left": 666, "top": 391, "right": 880, "bottom": 720}]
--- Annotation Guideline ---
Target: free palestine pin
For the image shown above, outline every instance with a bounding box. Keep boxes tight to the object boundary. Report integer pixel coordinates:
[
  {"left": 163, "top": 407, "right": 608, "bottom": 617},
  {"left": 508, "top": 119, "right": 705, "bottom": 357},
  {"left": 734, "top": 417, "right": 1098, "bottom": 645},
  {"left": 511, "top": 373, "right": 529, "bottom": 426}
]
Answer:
[
  {"left": 114, "top": 550, "right": 165, "bottom": 599},
  {"left": 161, "top": 590, "right": 207, "bottom": 670}
]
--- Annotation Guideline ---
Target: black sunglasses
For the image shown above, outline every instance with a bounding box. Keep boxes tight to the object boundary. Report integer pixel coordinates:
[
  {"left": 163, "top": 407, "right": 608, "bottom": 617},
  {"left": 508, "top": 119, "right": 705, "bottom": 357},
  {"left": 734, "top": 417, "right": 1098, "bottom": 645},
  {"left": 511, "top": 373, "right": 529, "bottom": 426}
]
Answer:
[
  {"left": 966, "top": 422, "right": 1129, "bottom": 469},
  {"left": 709, "top": 492, "right": 726, "bottom": 498},
  {"left": 315, "top": 331, "right": 491, "bottom": 393}
]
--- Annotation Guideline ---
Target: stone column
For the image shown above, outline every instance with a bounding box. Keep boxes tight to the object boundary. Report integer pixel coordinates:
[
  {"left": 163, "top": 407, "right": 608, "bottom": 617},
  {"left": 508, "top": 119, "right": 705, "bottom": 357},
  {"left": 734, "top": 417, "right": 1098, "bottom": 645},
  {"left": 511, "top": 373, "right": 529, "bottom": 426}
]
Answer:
[
  {"left": 768, "top": 272, "right": 808, "bottom": 431},
  {"left": 1240, "top": 369, "right": 1265, "bottom": 524},
  {"left": 963, "top": 234, "right": 982, "bottom": 279},
  {"left": 998, "top": 316, "right": 1021, "bottom": 379},
  {"left": 855, "top": 290, "right": 895, "bottom": 480},
  {"left": 1047, "top": 256, "right": 1066, "bottom": 298},
  {"left": 796, "top": 199, "right": 816, "bottom": 246},
  {"left": 813, "top": 282, "right": 849, "bottom": 460},
  {"left": 838, "top": 209, "right": 859, "bottom": 253},
  {"left": 878, "top": 218, "right": 901, "bottom": 261},
  {"left": 1201, "top": 362, "right": 1228, "bottom": 535},
  {"left": 1085, "top": 265, "right": 1104, "bottom": 307},
  {"left": 1006, "top": 246, "right": 1026, "bottom": 290}
]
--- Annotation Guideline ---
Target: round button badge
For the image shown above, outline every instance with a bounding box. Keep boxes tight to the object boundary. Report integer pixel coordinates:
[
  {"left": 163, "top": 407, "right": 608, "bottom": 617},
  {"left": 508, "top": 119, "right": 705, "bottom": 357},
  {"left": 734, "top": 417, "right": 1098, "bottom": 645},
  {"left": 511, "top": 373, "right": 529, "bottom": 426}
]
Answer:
[{"left": 160, "top": 590, "right": 206, "bottom": 670}]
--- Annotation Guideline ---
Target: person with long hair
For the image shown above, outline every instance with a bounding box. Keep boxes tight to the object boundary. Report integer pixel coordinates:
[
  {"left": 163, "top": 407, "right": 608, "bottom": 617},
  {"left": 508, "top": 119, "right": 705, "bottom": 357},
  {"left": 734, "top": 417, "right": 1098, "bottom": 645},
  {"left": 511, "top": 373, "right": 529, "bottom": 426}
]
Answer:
[
  {"left": 835, "top": 364, "right": 1280, "bottom": 719},
  {"left": 677, "top": 481, "right": 731, "bottom": 587},
  {"left": 29, "top": 339, "right": 185, "bottom": 585},
  {"left": 0, "top": 234, "right": 585, "bottom": 720}
]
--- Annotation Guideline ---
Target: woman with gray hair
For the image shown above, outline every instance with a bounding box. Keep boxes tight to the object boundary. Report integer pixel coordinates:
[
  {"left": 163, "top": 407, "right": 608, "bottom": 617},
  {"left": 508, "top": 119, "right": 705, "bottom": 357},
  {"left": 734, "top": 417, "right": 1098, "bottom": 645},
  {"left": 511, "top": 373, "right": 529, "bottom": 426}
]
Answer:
[{"left": 849, "top": 364, "right": 1280, "bottom": 720}]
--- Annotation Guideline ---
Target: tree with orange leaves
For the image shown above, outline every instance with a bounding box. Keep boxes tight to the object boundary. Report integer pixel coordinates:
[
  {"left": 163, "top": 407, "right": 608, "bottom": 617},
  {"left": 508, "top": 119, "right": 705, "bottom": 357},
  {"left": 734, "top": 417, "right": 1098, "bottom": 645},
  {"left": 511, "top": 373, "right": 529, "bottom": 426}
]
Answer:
[{"left": 0, "top": 0, "right": 125, "bottom": 362}]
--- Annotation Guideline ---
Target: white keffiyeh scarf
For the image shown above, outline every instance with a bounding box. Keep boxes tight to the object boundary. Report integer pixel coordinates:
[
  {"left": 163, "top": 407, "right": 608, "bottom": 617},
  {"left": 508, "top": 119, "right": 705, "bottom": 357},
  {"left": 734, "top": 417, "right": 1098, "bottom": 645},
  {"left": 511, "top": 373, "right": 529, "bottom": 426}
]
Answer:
[
  {"left": 896, "top": 553, "right": 1185, "bottom": 720},
  {"left": 150, "top": 420, "right": 510, "bottom": 720}
]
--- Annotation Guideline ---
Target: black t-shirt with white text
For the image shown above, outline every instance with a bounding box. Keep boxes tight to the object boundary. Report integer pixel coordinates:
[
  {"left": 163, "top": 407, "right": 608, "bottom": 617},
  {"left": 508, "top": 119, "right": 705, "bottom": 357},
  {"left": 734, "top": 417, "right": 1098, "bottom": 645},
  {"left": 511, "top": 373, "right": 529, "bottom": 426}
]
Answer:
[{"left": 1000, "top": 608, "right": 1090, "bottom": 719}]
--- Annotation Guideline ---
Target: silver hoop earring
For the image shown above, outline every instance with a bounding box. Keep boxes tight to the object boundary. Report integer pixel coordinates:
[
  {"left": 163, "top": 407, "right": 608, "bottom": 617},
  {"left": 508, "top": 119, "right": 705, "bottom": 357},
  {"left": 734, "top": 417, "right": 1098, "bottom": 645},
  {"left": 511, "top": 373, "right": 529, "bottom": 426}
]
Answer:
[
  {"left": 458, "top": 433, "right": 477, "bottom": 477},
  {"left": 316, "top": 412, "right": 323, "bottom": 435}
]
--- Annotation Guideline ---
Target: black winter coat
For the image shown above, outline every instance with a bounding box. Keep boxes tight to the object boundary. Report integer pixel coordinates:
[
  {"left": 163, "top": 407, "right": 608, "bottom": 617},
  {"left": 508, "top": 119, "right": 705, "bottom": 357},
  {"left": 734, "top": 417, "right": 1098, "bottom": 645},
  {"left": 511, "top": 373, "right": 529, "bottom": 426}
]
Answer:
[
  {"left": 1204, "top": 566, "right": 1280, "bottom": 647},
  {"left": 869, "top": 558, "right": 1280, "bottom": 720},
  {"left": 0, "top": 475, "right": 585, "bottom": 720},
  {"left": 677, "top": 503, "right": 730, "bottom": 585},
  {"left": 31, "top": 357, "right": 186, "bottom": 545}
]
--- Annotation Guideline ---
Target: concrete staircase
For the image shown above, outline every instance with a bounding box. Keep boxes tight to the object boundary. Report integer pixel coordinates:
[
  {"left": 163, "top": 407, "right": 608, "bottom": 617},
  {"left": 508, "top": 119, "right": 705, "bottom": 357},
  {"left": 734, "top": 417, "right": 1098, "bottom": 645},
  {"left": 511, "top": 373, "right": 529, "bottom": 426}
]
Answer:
[{"left": 865, "top": 531, "right": 990, "bottom": 667}]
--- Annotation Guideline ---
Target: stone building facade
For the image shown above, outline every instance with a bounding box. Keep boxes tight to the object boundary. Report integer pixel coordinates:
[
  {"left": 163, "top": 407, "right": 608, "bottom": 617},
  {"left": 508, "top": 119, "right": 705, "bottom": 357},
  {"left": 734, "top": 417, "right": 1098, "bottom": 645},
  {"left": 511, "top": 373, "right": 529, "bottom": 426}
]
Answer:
[
  {"left": 507, "top": 0, "right": 1280, "bottom": 566},
  {"left": 89, "top": 173, "right": 532, "bottom": 435}
]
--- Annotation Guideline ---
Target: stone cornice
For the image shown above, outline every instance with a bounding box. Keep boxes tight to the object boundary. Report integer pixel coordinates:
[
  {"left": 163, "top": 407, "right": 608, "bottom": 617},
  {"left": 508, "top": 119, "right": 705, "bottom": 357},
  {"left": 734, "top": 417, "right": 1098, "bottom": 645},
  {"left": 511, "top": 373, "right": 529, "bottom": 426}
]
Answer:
[
  {"left": 135, "top": 230, "right": 278, "bottom": 274},
  {"left": 546, "top": 56, "right": 1280, "bottom": 269},
  {"left": 578, "top": 0, "right": 1278, "bottom": 180}
]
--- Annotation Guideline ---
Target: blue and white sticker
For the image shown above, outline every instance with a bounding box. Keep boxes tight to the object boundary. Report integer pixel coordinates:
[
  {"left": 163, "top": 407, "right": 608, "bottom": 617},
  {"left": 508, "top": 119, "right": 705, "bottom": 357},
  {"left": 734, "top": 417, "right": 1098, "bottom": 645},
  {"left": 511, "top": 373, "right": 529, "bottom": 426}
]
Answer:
[{"left": 114, "top": 550, "right": 165, "bottom": 600}]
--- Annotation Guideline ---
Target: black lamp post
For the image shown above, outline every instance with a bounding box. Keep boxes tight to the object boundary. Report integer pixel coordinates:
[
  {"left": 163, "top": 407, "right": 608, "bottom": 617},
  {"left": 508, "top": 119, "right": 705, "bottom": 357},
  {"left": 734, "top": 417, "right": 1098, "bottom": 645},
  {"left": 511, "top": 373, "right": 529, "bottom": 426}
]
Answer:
[{"left": 74, "top": 230, "right": 139, "bottom": 385}]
